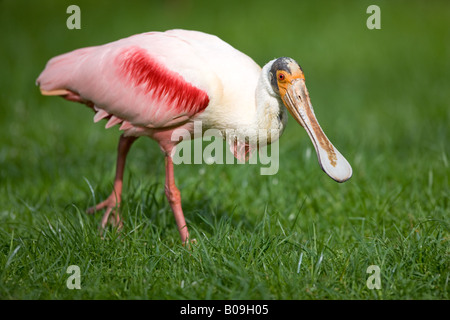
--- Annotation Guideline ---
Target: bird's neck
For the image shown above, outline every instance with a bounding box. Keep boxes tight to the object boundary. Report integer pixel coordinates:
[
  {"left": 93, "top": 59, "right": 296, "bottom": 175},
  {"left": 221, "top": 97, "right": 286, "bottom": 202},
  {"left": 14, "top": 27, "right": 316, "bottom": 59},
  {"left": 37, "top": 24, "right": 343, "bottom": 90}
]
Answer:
[
  {"left": 219, "top": 64, "right": 287, "bottom": 161},
  {"left": 254, "top": 65, "right": 287, "bottom": 145}
]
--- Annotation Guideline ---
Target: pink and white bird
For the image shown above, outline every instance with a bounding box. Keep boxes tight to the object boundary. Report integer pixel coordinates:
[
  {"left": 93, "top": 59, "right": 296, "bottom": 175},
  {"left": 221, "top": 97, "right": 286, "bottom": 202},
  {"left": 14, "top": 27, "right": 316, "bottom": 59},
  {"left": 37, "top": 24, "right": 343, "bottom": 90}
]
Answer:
[{"left": 37, "top": 29, "right": 352, "bottom": 244}]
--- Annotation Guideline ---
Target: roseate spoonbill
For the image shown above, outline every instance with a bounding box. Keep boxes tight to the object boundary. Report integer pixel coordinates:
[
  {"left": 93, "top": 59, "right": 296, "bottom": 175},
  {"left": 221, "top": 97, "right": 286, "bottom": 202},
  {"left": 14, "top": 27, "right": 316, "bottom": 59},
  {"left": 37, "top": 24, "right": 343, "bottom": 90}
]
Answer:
[{"left": 37, "top": 29, "right": 352, "bottom": 244}]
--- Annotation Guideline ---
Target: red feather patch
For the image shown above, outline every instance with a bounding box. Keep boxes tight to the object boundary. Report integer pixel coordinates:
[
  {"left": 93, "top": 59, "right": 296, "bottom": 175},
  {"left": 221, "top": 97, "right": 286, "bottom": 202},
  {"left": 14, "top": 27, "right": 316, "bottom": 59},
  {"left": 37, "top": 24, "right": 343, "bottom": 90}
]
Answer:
[{"left": 116, "top": 46, "right": 209, "bottom": 114}]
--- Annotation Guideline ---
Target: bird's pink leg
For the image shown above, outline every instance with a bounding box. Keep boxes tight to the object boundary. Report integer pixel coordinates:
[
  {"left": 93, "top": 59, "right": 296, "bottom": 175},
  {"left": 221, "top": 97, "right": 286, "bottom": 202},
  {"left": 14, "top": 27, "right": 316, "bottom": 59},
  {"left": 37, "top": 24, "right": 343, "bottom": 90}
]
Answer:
[
  {"left": 87, "top": 134, "right": 137, "bottom": 229},
  {"left": 164, "top": 155, "right": 190, "bottom": 244}
]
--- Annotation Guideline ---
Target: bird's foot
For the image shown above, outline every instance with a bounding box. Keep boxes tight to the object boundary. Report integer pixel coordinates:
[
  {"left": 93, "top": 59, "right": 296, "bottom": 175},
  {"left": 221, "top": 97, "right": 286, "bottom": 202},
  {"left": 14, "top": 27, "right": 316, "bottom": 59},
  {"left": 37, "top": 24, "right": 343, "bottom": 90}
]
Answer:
[
  {"left": 86, "top": 194, "right": 123, "bottom": 230},
  {"left": 182, "top": 238, "right": 198, "bottom": 250}
]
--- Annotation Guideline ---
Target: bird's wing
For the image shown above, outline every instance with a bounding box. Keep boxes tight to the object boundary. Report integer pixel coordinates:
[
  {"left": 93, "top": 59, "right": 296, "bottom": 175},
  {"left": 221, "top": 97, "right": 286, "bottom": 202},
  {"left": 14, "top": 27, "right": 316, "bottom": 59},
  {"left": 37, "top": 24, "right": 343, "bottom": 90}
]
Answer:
[{"left": 37, "top": 31, "right": 221, "bottom": 129}]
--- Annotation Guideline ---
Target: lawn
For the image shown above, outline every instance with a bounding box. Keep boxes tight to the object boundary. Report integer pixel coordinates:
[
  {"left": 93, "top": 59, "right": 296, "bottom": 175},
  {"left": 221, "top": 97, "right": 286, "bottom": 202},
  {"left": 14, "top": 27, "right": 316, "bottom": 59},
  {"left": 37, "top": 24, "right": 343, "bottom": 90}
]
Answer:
[{"left": 0, "top": 0, "right": 448, "bottom": 300}]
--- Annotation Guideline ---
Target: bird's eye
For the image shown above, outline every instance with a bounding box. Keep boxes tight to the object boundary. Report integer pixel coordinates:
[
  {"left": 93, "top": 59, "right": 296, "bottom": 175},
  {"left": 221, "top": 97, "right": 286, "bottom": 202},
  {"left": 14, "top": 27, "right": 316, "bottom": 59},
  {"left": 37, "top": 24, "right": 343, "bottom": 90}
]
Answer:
[{"left": 278, "top": 73, "right": 285, "bottom": 81}]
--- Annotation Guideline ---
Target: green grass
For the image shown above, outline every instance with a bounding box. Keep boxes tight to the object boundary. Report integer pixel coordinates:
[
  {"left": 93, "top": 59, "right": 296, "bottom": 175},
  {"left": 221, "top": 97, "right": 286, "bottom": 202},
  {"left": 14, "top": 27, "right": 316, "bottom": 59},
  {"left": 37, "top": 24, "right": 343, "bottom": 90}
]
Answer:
[{"left": 0, "top": 0, "right": 448, "bottom": 299}]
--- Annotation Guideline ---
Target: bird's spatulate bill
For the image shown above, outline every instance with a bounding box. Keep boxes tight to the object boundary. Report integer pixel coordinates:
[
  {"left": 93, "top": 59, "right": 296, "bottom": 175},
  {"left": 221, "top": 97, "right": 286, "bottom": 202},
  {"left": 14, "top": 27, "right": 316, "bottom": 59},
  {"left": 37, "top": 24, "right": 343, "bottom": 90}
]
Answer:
[{"left": 282, "top": 79, "right": 352, "bottom": 183}]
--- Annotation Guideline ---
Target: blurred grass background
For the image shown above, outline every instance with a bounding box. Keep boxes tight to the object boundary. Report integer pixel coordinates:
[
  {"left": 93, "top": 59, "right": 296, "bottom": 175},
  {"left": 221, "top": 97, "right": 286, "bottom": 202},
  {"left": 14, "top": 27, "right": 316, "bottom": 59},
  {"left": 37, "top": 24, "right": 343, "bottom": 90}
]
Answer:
[{"left": 0, "top": 0, "right": 448, "bottom": 299}]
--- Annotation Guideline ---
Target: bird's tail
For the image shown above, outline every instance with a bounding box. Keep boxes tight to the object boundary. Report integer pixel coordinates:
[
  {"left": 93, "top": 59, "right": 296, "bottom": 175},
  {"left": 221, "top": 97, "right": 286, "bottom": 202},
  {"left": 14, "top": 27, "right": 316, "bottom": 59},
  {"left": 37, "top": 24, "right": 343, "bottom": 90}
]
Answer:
[{"left": 36, "top": 47, "right": 94, "bottom": 97}]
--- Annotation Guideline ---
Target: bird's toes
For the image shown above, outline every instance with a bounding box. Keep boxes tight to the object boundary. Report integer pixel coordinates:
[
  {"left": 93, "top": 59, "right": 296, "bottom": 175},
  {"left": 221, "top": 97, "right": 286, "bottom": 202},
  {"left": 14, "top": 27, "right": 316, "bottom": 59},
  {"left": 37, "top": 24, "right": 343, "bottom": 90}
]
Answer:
[
  {"left": 86, "top": 196, "right": 119, "bottom": 215},
  {"left": 86, "top": 206, "right": 97, "bottom": 215},
  {"left": 182, "top": 238, "right": 198, "bottom": 249},
  {"left": 108, "top": 210, "right": 123, "bottom": 230}
]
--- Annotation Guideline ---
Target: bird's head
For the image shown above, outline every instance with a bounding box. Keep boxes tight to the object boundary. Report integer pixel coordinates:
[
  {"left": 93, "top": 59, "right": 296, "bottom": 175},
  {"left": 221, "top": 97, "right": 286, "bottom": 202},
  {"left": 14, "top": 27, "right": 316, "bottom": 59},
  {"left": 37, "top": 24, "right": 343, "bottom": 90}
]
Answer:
[{"left": 268, "top": 57, "right": 352, "bottom": 183}]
